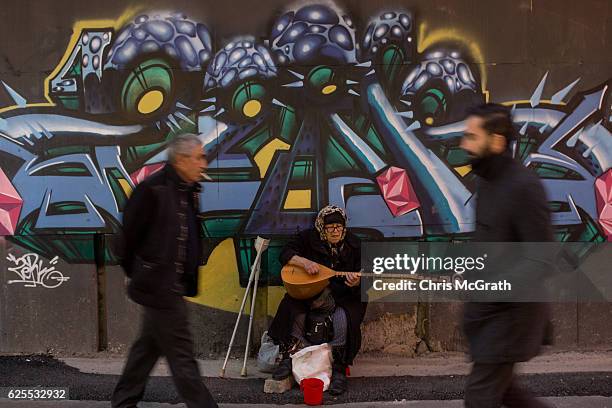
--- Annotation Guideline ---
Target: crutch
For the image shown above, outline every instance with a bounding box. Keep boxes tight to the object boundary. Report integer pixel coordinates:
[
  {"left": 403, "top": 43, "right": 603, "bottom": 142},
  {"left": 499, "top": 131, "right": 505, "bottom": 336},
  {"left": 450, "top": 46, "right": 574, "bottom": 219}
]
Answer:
[
  {"left": 219, "top": 236, "right": 269, "bottom": 377},
  {"left": 241, "top": 236, "right": 271, "bottom": 376}
]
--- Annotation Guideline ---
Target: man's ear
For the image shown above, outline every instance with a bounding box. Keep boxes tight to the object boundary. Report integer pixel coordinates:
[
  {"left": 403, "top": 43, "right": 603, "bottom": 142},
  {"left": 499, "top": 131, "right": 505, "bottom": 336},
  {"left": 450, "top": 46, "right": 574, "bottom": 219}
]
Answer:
[{"left": 490, "top": 133, "right": 508, "bottom": 154}]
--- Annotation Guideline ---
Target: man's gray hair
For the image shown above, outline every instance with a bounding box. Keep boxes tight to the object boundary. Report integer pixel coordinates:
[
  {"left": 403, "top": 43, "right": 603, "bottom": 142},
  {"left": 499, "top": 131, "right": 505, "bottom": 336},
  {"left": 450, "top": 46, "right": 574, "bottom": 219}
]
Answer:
[{"left": 167, "top": 133, "right": 203, "bottom": 164}]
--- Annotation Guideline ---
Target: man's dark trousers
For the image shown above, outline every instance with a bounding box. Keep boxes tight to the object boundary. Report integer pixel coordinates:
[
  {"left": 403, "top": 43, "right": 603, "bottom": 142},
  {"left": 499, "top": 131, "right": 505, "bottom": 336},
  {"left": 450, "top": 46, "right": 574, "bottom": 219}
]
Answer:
[
  {"left": 465, "top": 362, "right": 550, "bottom": 407},
  {"left": 111, "top": 300, "right": 218, "bottom": 408}
]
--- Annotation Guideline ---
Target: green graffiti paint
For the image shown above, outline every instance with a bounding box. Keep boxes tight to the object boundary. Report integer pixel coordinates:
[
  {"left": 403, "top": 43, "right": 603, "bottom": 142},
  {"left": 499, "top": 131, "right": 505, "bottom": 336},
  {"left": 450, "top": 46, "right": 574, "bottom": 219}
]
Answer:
[
  {"left": 232, "top": 81, "right": 266, "bottom": 119},
  {"left": 120, "top": 58, "right": 173, "bottom": 118}
]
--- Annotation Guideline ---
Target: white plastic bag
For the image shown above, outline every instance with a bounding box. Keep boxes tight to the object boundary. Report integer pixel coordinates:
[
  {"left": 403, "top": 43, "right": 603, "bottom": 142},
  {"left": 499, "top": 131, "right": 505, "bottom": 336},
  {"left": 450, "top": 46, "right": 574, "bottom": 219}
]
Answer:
[
  {"left": 291, "top": 343, "right": 333, "bottom": 391},
  {"left": 257, "top": 331, "right": 280, "bottom": 373}
]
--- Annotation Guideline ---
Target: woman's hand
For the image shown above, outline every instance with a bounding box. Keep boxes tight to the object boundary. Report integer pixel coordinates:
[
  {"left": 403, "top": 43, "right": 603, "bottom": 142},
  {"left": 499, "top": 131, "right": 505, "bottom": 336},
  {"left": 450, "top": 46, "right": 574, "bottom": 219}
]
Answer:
[
  {"left": 290, "top": 255, "right": 320, "bottom": 275},
  {"left": 303, "top": 259, "right": 320, "bottom": 275},
  {"left": 345, "top": 271, "right": 361, "bottom": 287}
]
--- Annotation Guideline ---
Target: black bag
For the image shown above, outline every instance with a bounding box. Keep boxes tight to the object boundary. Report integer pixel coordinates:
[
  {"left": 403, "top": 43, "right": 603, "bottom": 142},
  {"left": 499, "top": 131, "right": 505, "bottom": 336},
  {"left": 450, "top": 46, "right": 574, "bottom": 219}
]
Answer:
[{"left": 305, "top": 310, "right": 334, "bottom": 345}]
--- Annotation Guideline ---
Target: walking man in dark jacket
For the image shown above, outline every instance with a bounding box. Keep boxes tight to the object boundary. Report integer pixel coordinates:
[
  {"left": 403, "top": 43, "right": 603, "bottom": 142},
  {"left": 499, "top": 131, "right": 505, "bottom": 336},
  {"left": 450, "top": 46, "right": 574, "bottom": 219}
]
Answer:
[
  {"left": 460, "top": 104, "right": 553, "bottom": 408},
  {"left": 111, "top": 133, "right": 218, "bottom": 408}
]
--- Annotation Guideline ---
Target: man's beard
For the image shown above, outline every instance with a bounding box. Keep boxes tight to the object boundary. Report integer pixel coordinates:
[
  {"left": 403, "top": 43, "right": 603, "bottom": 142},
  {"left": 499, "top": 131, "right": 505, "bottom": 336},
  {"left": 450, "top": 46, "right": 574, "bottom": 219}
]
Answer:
[{"left": 467, "top": 144, "right": 492, "bottom": 168}]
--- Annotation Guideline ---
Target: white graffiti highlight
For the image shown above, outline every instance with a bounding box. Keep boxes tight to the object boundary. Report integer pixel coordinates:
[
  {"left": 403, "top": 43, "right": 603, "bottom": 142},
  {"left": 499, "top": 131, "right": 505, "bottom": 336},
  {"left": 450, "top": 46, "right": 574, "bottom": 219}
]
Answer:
[{"left": 6, "top": 253, "right": 70, "bottom": 288}]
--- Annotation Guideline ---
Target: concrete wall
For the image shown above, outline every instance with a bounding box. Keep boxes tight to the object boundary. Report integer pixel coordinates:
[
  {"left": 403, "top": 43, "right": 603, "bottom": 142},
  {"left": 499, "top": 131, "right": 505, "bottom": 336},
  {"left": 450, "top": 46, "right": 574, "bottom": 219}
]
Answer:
[
  {"left": 2, "top": 239, "right": 611, "bottom": 357},
  {"left": 0, "top": 0, "right": 611, "bottom": 357},
  {"left": 0, "top": 237, "right": 98, "bottom": 354}
]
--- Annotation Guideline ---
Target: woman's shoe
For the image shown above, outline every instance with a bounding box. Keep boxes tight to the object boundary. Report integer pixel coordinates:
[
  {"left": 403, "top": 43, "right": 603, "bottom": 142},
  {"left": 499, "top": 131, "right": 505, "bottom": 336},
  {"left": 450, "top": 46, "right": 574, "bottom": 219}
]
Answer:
[
  {"left": 328, "top": 364, "right": 347, "bottom": 395},
  {"left": 272, "top": 357, "right": 292, "bottom": 380}
]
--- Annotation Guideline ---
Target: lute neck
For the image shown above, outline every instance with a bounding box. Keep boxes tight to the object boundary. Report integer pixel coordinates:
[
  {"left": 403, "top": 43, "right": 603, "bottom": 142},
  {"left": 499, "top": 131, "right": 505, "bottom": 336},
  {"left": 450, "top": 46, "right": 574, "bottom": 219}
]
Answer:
[{"left": 334, "top": 271, "right": 439, "bottom": 280}]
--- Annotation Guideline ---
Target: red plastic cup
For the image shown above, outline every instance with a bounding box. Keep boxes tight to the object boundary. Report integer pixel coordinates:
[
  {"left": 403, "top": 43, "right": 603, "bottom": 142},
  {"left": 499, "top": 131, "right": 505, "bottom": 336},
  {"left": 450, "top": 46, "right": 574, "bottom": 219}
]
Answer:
[{"left": 300, "top": 378, "right": 324, "bottom": 405}]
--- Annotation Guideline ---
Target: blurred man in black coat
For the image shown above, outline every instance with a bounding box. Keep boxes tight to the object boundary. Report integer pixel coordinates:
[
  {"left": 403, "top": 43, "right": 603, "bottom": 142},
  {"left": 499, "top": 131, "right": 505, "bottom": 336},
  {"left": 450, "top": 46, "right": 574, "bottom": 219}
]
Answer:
[
  {"left": 111, "top": 133, "right": 218, "bottom": 408},
  {"left": 460, "top": 104, "right": 553, "bottom": 408}
]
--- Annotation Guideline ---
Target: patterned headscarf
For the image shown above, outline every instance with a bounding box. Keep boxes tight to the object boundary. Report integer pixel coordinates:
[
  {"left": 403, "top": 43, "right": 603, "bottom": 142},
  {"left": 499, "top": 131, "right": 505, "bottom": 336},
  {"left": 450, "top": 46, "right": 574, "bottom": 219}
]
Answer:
[{"left": 315, "top": 205, "right": 347, "bottom": 243}]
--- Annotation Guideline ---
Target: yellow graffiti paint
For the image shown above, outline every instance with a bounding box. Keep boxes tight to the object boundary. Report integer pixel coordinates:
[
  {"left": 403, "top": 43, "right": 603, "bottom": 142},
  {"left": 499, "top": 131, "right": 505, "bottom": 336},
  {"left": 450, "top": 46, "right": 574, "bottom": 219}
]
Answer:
[
  {"left": 118, "top": 178, "right": 133, "bottom": 198},
  {"left": 366, "top": 286, "right": 389, "bottom": 302},
  {"left": 501, "top": 99, "right": 564, "bottom": 106},
  {"left": 418, "top": 22, "right": 488, "bottom": 94},
  {"left": 187, "top": 238, "right": 247, "bottom": 313},
  {"left": 186, "top": 238, "right": 285, "bottom": 316},
  {"left": 243, "top": 99, "right": 262, "bottom": 118},
  {"left": 454, "top": 164, "right": 472, "bottom": 177},
  {"left": 137, "top": 90, "right": 164, "bottom": 114},
  {"left": 322, "top": 84, "right": 337, "bottom": 95},
  {"left": 266, "top": 286, "right": 286, "bottom": 316},
  {"left": 284, "top": 189, "right": 312, "bottom": 209},
  {"left": 253, "top": 138, "right": 291, "bottom": 178},
  {"left": 0, "top": 103, "right": 55, "bottom": 114},
  {"left": 112, "top": 6, "right": 144, "bottom": 31}
]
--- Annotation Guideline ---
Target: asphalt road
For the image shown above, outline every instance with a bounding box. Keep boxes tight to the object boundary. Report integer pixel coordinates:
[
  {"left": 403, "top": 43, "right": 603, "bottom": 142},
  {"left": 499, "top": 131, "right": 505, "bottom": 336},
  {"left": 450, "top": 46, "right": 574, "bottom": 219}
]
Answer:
[{"left": 2, "top": 398, "right": 612, "bottom": 408}]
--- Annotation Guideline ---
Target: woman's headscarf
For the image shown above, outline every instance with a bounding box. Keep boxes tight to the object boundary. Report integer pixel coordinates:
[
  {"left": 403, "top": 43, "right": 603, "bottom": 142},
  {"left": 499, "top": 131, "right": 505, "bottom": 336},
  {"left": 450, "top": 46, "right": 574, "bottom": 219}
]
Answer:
[{"left": 315, "top": 205, "right": 347, "bottom": 243}]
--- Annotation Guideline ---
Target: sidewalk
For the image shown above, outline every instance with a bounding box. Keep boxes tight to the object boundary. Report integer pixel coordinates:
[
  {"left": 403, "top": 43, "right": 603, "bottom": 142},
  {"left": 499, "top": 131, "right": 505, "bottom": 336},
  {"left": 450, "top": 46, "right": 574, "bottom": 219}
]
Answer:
[{"left": 58, "top": 350, "right": 612, "bottom": 378}]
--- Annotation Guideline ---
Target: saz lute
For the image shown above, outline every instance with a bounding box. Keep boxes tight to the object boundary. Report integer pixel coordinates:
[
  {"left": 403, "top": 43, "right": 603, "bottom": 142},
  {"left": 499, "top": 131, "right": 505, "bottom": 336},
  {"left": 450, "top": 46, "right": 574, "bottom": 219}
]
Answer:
[{"left": 281, "top": 263, "right": 448, "bottom": 300}]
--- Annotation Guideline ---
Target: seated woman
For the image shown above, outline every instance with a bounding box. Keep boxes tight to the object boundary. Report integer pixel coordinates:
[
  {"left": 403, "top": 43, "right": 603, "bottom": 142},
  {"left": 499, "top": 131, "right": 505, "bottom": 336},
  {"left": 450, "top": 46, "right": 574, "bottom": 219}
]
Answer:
[{"left": 268, "top": 205, "right": 367, "bottom": 395}]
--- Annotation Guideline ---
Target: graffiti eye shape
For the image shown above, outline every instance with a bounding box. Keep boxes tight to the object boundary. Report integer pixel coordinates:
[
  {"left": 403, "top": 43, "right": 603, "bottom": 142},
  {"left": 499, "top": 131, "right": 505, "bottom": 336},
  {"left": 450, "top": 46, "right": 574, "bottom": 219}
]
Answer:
[
  {"left": 121, "top": 58, "right": 174, "bottom": 117},
  {"left": 30, "top": 162, "right": 92, "bottom": 177},
  {"left": 419, "top": 88, "right": 447, "bottom": 126},
  {"left": 232, "top": 81, "right": 266, "bottom": 119},
  {"left": 308, "top": 66, "right": 338, "bottom": 95}
]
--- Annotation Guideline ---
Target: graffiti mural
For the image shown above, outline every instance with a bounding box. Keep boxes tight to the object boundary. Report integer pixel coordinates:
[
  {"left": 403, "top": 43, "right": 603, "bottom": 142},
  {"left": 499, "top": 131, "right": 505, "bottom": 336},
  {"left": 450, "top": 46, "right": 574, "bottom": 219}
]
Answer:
[{"left": 0, "top": 4, "right": 610, "bottom": 307}]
